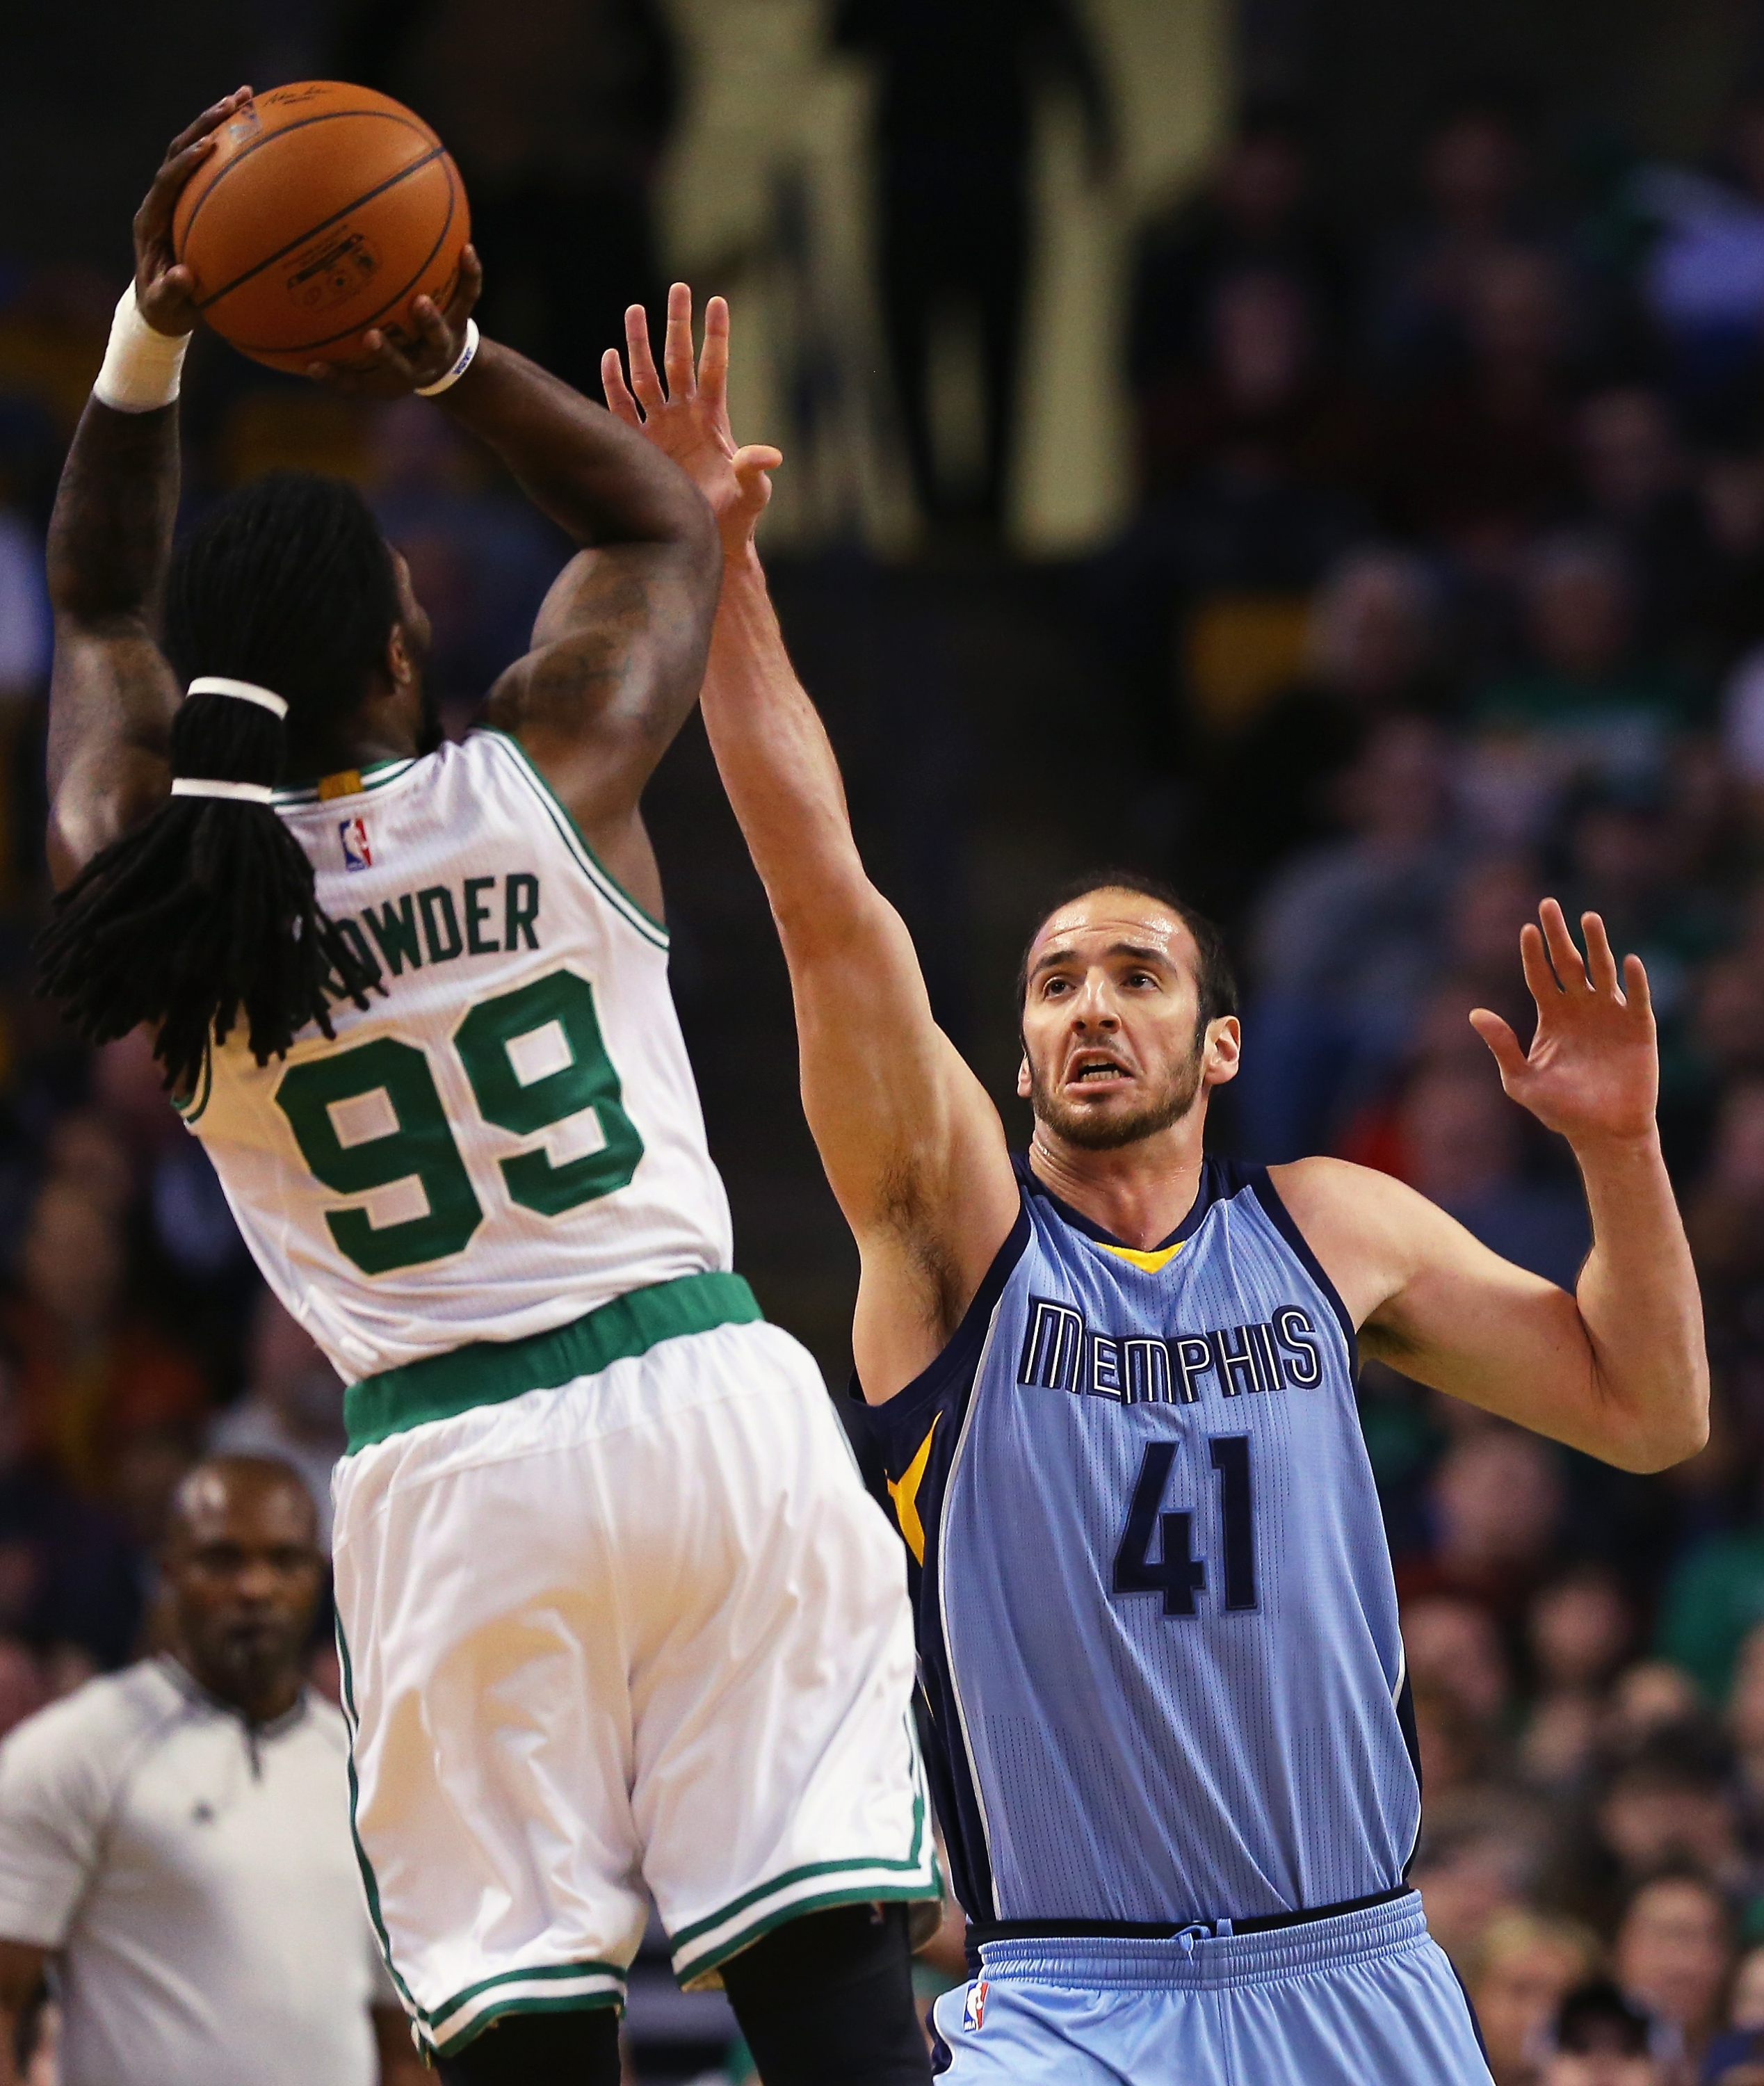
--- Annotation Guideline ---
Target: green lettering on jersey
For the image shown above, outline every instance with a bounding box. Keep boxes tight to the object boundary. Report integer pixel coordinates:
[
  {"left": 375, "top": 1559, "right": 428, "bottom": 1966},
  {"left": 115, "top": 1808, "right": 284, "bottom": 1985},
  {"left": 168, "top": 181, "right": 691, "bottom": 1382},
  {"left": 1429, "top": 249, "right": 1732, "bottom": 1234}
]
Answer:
[
  {"left": 275, "top": 1038, "right": 483, "bottom": 1275},
  {"left": 464, "top": 876, "right": 499, "bottom": 955},
  {"left": 419, "top": 886, "right": 462, "bottom": 963},
  {"left": 362, "top": 894, "right": 424, "bottom": 977},
  {"left": 454, "top": 969, "right": 643, "bottom": 1215},
  {"left": 504, "top": 873, "right": 540, "bottom": 951}
]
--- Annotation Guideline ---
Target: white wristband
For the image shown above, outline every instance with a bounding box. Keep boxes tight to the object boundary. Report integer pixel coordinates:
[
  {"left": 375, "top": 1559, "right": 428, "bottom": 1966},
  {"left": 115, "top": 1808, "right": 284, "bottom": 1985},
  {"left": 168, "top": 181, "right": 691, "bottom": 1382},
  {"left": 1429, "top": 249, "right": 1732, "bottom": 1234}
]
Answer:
[
  {"left": 415, "top": 318, "right": 480, "bottom": 397},
  {"left": 93, "top": 285, "right": 191, "bottom": 414}
]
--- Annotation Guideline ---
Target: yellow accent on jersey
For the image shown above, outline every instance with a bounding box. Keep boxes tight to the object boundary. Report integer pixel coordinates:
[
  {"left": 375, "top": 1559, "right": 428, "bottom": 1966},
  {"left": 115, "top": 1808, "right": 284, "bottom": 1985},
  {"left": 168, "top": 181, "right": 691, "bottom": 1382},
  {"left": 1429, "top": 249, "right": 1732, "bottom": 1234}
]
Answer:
[
  {"left": 1096, "top": 1240, "right": 1186, "bottom": 1274},
  {"left": 887, "top": 1416, "right": 941, "bottom": 1565},
  {"left": 318, "top": 769, "right": 364, "bottom": 801}
]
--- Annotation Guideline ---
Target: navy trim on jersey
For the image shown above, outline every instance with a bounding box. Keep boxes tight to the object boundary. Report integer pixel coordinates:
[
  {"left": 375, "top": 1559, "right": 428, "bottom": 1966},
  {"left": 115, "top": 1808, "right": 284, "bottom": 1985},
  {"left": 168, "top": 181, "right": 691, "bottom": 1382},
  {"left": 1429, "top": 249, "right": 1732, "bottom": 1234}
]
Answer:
[
  {"left": 867, "top": 1203, "right": 1033, "bottom": 1930},
  {"left": 1014, "top": 1150, "right": 1232, "bottom": 1253},
  {"left": 1249, "top": 1170, "right": 1359, "bottom": 1359}
]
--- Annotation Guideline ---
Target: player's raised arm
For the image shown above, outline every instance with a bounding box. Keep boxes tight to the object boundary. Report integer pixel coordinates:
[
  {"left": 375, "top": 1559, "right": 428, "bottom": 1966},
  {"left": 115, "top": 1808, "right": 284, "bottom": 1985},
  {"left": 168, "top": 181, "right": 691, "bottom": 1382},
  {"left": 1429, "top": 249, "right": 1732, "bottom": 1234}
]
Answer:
[
  {"left": 604, "top": 291, "right": 1020, "bottom": 1395},
  {"left": 316, "top": 281, "right": 722, "bottom": 918},
  {"left": 1277, "top": 900, "right": 1708, "bottom": 1473},
  {"left": 44, "top": 87, "right": 253, "bottom": 887}
]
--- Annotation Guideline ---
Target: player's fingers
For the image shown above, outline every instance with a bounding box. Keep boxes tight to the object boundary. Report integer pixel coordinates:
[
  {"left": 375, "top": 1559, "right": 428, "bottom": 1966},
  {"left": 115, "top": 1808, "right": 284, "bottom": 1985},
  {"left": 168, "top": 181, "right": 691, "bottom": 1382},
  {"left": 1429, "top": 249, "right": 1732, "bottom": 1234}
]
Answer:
[
  {"left": 699, "top": 296, "right": 731, "bottom": 405},
  {"left": 1623, "top": 952, "right": 1654, "bottom": 1024},
  {"left": 1539, "top": 896, "right": 1590, "bottom": 992},
  {"left": 662, "top": 282, "right": 695, "bottom": 398},
  {"left": 624, "top": 302, "right": 665, "bottom": 412},
  {"left": 1468, "top": 1007, "right": 1528, "bottom": 1085},
  {"left": 1582, "top": 910, "right": 1624, "bottom": 1001},
  {"left": 1518, "top": 921, "right": 1559, "bottom": 1010},
  {"left": 165, "top": 86, "right": 250, "bottom": 162},
  {"left": 446, "top": 245, "right": 483, "bottom": 325},
  {"left": 602, "top": 348, "right": 642, "bottom": 426}
]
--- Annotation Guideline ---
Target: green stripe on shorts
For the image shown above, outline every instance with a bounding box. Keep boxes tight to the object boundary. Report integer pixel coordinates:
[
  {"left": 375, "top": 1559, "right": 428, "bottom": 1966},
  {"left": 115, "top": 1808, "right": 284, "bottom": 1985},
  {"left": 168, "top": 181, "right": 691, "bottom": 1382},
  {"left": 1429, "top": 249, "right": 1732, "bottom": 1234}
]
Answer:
[{"left": 343, "top": 1270, "right": 763, "bottom": 1452}]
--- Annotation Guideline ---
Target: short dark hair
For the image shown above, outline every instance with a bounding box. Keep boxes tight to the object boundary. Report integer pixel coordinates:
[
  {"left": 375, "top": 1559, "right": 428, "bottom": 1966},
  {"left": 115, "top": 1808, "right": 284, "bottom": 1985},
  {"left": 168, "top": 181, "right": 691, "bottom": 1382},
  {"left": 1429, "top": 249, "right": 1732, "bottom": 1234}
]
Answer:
[
  {"left": 1016, "top": 869, "right": 1238, "bottom": 1032},
  {"left": 1550, "top": 1979, "right": 1656, "bottom": 2057}
]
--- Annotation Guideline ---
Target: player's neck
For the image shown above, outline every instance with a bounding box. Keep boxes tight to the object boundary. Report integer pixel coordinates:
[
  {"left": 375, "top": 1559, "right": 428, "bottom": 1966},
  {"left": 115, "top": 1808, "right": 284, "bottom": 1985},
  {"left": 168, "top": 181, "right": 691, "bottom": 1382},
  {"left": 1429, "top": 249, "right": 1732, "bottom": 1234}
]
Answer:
[{"left": 1027, "top": 1115, "right": 1208, "bottom": 1250}]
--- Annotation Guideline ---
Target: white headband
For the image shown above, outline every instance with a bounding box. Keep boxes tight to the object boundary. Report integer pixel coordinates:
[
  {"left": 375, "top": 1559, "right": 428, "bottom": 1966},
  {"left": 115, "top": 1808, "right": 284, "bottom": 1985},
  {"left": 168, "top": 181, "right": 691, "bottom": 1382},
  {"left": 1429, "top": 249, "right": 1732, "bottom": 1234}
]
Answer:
[
  {"left": 187, "top": 675, "right": 289, "bottom": 720},
  {"left": 170, "top": 778, "right": 276, "bottom": 805}
]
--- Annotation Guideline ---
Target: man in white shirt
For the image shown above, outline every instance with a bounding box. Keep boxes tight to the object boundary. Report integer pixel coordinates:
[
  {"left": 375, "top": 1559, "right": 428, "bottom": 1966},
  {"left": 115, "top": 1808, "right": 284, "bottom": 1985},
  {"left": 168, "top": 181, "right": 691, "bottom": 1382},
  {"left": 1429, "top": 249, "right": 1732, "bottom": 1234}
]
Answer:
[{"left": 0, "top": 1455, "right": 423, "bottom": 2086}]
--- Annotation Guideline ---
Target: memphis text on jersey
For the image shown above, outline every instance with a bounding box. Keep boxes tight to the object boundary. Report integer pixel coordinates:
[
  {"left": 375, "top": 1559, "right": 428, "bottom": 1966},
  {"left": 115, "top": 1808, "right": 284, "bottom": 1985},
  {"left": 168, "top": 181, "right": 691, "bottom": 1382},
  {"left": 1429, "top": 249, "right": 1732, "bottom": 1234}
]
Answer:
[{"left": 1017, "top": 1294, "right": 1325, "bottom": 1406}]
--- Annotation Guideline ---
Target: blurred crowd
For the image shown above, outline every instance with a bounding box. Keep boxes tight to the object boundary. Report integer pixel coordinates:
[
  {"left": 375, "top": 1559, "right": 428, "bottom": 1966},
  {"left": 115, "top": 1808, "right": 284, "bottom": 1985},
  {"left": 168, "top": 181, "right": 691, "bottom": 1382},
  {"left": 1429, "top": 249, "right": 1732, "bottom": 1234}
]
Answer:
[
  {"left": 1110, "top": 85, "right": 1764, "bottom": 2086},
  {"left": 7, "top": 26, "right": 1764, "bottom": 2086}
]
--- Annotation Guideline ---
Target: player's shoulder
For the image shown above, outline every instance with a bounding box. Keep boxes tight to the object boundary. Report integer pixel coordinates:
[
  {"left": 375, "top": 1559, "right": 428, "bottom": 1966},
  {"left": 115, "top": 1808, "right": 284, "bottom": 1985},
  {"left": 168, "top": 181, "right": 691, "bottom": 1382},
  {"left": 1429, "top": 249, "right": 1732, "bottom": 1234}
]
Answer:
[{"left": 0, "top": 1660, "right": 185, "bottom": 1802}]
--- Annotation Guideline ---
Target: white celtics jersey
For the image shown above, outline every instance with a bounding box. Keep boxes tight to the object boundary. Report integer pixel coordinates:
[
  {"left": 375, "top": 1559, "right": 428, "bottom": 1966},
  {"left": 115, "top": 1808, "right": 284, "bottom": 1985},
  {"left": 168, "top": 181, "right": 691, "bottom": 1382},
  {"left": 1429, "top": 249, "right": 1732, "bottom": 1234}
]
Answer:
[{"left": 181, "top": 730, "right": 733, "bottom": 1384}]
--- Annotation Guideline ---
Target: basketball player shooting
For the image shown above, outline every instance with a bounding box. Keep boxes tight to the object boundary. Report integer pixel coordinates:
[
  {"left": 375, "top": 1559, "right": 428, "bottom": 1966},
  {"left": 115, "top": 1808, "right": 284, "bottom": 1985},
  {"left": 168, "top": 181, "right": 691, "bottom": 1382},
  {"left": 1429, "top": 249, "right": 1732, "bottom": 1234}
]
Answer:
[
  {"left": 607, "top": 290, "right": 1710, "bottom": 2085},
  {"left": 38, "top": 93, "right": 939, "bottom": 2085}
]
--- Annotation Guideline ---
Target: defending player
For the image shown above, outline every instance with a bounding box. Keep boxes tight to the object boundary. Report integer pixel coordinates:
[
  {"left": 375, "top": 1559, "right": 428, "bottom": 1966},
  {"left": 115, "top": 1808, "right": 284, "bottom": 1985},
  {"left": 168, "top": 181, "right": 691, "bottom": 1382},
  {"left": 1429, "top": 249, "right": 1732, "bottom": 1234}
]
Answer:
[
  {"left": 606, "top": 291, "right": 1710, "bottom": 2084},
  {"left": 38, "top": 95, "right": 937, "bottom": 2085}
]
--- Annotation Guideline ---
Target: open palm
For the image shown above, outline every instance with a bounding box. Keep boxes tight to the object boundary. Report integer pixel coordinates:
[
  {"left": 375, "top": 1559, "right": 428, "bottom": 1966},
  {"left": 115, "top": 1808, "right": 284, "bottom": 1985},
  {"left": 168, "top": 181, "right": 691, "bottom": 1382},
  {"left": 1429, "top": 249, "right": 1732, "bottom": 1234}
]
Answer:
[
  {"left": 602, "top": 284, "right": 780, "bottom": 558},
  {"left": 1470, "top": 899, "right": 1658, "bottom": 1145}
]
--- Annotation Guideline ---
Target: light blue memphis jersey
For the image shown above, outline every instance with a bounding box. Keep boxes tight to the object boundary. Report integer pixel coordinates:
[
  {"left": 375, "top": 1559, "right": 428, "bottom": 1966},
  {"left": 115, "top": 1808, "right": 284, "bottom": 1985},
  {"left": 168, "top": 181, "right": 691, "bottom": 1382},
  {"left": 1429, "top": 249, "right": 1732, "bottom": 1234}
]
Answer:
[{"left": 870, "top": 1156, "right": 1421, "bottom": 1931}]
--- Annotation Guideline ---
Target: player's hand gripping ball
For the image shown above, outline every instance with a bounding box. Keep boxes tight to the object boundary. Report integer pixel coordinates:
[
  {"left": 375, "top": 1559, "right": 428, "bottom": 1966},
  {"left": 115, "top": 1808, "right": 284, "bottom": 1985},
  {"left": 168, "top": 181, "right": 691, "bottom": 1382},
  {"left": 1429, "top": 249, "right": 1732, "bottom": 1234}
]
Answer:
[{"left": 171, "top": 81, "right": 471, "bottom": 375}]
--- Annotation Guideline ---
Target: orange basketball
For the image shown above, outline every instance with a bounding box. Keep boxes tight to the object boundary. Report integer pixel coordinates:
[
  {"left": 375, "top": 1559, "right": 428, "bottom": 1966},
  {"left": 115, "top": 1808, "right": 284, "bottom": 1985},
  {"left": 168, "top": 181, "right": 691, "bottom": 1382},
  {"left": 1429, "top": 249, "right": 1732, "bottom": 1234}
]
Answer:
[{"left": 172, "top": 81, "right": 470, "bottom": 375}]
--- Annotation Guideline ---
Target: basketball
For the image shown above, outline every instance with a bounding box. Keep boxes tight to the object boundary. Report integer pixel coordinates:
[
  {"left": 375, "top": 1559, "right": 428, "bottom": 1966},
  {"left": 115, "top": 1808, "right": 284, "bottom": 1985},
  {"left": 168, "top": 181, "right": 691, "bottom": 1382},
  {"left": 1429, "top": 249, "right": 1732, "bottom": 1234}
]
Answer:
[{"left": 172, "top": 81, "right": 470, "bottom": 375}]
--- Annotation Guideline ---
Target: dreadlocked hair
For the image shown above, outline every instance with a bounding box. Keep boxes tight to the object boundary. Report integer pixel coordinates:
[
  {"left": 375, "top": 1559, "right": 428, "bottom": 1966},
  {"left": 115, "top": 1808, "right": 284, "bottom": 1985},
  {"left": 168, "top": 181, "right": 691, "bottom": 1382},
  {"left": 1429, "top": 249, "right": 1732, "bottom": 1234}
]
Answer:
[{"left": 38, "top": 472, "right": 396, "bottom": 1095}]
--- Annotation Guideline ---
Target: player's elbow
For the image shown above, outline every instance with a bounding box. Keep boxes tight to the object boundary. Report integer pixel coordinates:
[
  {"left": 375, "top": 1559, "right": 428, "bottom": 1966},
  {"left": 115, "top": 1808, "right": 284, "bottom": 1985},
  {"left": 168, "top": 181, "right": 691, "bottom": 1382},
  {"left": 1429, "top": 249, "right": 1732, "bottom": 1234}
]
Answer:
[{"left": 1598, "top": 1384, "right": 1710, "bottom": 1474}]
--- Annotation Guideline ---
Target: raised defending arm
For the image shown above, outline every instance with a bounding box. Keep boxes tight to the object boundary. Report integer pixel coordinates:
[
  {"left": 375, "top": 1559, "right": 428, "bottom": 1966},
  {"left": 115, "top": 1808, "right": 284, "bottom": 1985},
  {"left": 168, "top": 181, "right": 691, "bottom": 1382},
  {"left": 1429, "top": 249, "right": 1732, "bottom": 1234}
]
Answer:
[
  {"left": 1279, "top": 900, "right": 1708, "bottom": 1473},
  {"left": 603, "top": 291, "right": 1021, "bottom": 1395}
]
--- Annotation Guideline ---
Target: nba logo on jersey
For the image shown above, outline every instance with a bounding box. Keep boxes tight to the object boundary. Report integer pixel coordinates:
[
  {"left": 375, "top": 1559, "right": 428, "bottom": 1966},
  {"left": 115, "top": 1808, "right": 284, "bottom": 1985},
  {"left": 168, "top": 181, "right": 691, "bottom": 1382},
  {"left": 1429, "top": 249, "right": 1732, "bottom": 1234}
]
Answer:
[
  {"left": 339, "top": 816, "right": 372, "bottom": 871},
  {"left": 962, "top": 1981, "right": 988, "bottom": 2032}
]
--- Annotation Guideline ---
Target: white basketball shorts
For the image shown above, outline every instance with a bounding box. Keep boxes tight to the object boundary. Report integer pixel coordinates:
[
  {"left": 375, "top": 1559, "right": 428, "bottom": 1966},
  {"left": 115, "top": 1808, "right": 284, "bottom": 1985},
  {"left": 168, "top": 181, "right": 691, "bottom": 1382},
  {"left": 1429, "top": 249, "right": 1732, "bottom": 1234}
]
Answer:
[{"left": 331, "top": 1316, "right": 937, "bottom": 2062}]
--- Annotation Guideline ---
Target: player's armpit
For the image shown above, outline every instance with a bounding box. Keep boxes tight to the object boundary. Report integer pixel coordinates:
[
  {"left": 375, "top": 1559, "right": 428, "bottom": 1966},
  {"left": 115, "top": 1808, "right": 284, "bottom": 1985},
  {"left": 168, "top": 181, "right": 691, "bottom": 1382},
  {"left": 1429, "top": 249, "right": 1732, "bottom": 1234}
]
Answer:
[{"left": 1274, "top": 1155, "right": 1704, "bottom": 1473}]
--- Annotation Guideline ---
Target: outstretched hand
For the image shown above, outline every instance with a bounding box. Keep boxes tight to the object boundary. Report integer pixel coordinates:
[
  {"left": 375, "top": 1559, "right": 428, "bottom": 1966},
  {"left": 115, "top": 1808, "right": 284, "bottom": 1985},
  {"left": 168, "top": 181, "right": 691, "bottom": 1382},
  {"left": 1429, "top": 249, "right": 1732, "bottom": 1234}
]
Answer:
[
  {"left": 133, "top": 86, "right": 254, "bottom": 336},
  {"left": 1471, "top": 899, "right": 1658, "bottom": 1146},
  {"left": 602, "top": 284, "right": 781, "bottom": 558}
]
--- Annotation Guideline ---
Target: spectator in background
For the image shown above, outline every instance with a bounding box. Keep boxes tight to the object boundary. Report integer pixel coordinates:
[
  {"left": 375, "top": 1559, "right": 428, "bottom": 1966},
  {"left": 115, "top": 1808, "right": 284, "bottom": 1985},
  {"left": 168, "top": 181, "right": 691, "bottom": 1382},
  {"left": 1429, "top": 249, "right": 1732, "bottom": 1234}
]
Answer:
[
  {"left": 1463, "top": 541, "right": 1702, "bottom": 845},
  {"left": 1238, "top": 715, "right": 1460, "bottom": 1156},
  {"left": 0, "top": 1457, "right": 422, "bottom": 2086},
  {"left": 1703, "top": 1940, "right": 1764, "bottom": 2082},
  {"left": 1471, "top": 1907, "right": 1603, "bottom": 2086},
  {"left": 1379, "top": 247, "right": 1583, "bottom": 560},
  {"left": 1573, "top": 387, "right": 1710, "bottom": 656},
  {"left": 1400, "top": 1428, "right": 1567, "bottom": 1655},
  {"left": 0, "top": 1354, "right": 138, "bottom": 1674},
  {"left": 1138, "top": 265, "right": 1369, "bottom": 502},
  {"left": 1128, "top": 100, "right": 1350, "bottom": 398},
  {"left": 1522, "top": 1569, "right": 1636, "bottom": 1789},
  {"left": 1191, "top": 547, "right": 1450, "bottom": 917},
  {"left": 2, "top": 1177, "right": 207, "bottom": 1501},
  {"left": 836, "top": 0, "right": 1113, "bottom": 533},
  {"left": 1393, "top": 1060, "right": 1592, "bottom": 1291},
  {"left": 351, "top": 0, "right": 679, "bottom": 398},
  {"left": 1411, "top": 1784, "right": 1551, "bottom": 1970},
  {"left": 1633, "top": 91, "right": 1764, "bottom": 426},
  {"left": 209, "top": 1298, "right": 346, "bottom": 1554},
  {"left": 1612, "top": 1871, "right": 1734, "bottom": 2071},
  {"left": 1538, "top": 1979, "right": 1670, "bottom": 2086},
  {"left": 1372, "top": 95, "right": 1550, "bottom": 381}
]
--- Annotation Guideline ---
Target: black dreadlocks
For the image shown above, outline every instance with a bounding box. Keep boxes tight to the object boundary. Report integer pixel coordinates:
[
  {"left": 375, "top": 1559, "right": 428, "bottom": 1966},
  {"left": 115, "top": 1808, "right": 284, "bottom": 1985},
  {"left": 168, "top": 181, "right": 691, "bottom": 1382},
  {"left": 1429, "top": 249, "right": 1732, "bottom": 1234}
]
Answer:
[{"left": 38, "top": 473, "right": 396, "bottom": 1094}]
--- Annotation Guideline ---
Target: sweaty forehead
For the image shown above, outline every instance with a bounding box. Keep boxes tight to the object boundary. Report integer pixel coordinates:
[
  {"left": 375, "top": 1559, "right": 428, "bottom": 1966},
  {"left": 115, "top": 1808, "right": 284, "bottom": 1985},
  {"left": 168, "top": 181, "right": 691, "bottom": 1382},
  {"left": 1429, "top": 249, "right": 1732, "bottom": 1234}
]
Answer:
[{"left": 1030, "top": 894, "right": 1196, "bottom": 967}]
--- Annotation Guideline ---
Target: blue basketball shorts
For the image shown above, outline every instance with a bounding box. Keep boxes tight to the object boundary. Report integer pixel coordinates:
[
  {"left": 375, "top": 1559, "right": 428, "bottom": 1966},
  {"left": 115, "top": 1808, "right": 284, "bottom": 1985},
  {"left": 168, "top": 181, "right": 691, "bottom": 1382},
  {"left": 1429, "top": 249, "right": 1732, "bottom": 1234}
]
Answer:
[{"left": 928, "top": 1895, "right": 1494, "bottom": 2085}]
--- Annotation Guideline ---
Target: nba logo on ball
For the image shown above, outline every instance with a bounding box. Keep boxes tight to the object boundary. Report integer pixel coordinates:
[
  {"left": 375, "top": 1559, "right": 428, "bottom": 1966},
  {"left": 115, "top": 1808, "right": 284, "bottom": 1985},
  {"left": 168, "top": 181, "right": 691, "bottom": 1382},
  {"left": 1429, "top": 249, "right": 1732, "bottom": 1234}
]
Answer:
[
  {"left": 962, "top": 1980, "right": 988, "bottom": 2032},
  {"left": 339, "top": 817, "right": 373, "bottom": 871}
]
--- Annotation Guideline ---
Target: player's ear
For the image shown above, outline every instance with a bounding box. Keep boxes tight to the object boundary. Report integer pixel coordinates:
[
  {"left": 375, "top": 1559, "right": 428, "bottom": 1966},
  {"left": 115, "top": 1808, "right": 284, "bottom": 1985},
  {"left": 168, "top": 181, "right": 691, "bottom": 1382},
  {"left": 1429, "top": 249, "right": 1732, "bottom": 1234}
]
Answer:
[
  {"left": 1016, "top": 1052, "right": 1032, "bottom": 1099},
  {"left": 385, "top": 623, "right": 414, "bottom": 687},
  {"left": 1201, "top": 1016, "right": 1241, "bottom": 1088}
]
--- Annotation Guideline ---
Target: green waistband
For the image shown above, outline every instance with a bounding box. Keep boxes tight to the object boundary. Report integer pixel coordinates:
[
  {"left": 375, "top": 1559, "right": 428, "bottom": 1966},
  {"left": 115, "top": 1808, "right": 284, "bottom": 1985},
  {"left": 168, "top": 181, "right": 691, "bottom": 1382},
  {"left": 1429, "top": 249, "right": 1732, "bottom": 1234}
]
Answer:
[{"left": 343, "top": 1270, "right": 763, "bottom": 1452}]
